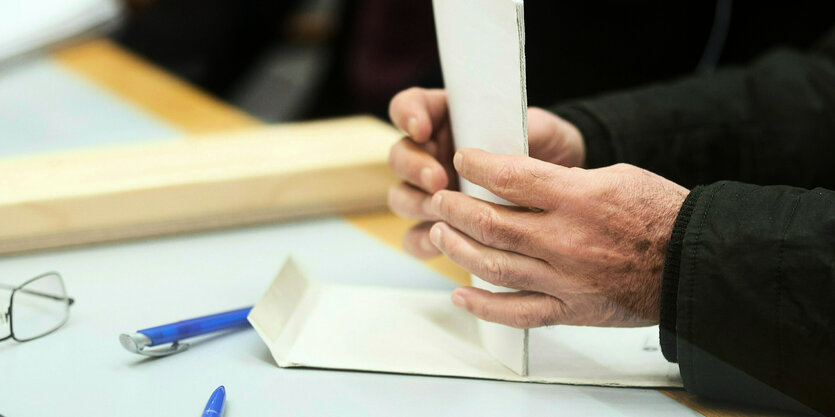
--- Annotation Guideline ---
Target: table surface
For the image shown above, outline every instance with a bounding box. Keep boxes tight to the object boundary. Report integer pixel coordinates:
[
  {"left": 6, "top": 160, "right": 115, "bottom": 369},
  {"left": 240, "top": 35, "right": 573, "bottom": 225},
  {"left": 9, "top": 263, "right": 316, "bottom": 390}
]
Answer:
[{"left": 0, "top": 39, "right": 781, "bottom": 417}]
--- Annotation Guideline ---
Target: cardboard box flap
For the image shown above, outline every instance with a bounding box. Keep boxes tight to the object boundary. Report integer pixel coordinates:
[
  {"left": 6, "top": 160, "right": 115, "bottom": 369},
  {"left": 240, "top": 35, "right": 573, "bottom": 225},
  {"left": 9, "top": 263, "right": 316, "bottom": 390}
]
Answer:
[{"left": 249, "top": 258, "right": 682, "bottom": 387}]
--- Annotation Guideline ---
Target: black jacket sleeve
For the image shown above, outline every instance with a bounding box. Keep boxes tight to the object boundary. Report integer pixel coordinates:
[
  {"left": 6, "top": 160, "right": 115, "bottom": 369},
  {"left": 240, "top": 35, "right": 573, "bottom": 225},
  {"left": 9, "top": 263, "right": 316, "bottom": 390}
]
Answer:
[
  {"left": 549, "top": 27, "right": 835, "bottom": 415},
  {"left": 662, "top": 182, "right": 835, "bottom": 416},
  {"left": 552, "top": 28, "right": 835, "bottom": 190}
]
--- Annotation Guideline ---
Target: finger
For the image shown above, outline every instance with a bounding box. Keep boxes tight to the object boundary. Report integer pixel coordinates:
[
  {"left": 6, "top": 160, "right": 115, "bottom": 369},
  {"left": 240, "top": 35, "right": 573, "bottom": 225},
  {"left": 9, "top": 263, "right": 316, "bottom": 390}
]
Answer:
[
  {"left": 526, "top": 107, "right": 562, "bottom": 160},
  {"left": 454, "top": 148, "right": 583, "bottom": 209},
  {"left": 430, "top": 190, "right": 544, "bottom": 257},
  {"left": 389, "top": 88, "right": 448, "bottom": 143},
  {"left": 388, "top": 138, "right": 449, "bottom": 192},
  {"left": 402, "top": 222, "right": 440, "bottom": 259},
  {"left": 387, "top": 183, "right": 437, "bottom": 221},
  {"left": 430, "top": 222, "right": 555, "bottom": 293},
  {"left": 450, "top": 286, "right": 567, "bottom": 329},
  {"left": 529, "top": 108, "right": 586, "bottom": 168}
]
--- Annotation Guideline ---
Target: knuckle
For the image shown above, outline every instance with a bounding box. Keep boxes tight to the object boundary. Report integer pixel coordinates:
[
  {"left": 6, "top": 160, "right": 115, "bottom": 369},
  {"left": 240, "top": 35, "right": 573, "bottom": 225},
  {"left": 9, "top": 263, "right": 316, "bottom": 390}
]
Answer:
[
  {"left": 526, "top": 166, "right": 553, "bottom": 189},
  {"left": 393, "top": 87, "right": 422, "bottom": 107},
  {"left": 471, "top": 300, "right": 492, "bottom": 319},
  {"left": 473, "top": 206, "right": 522, "bottom": 248},
  {"left": 386, "top": 186, "right": 399, "bottom": 211},
  {"left": 387, "top": 140, "right": 407, "bottom": 172},
  {"left": 403, "top": 86, "right": 423, "bottom": 96},
  {"left": 566, "top": 166, "right": 586, "bottom": 177},
  {"left": 481, "top": 255, "right": 530, "bottom": 289},
  {"left": 511, "top": 297, "right": 564, "bottom": 328},
  {"left": 609, "top": 163, "right": 639, "bottom": 176},
  {"left": 480, "top": 255, "right": 506, "bottom": 283},
  {"left": 490, "top": 164, "right": 517, "bottom": 193},
  {"left": 387, "top": 144, "right": 398, "bottom": 171},
  {"left": 473, "top": 206, "right": 498, "bottom": 244},
  {"left": 543, "top": 297, "right": 568, "bottom": 325},
  {"left": 511, "top": 302, "right": 547, "bottom": 329},
  {"left": 555, "top": 229, "right": 586, "bottom": 258}
]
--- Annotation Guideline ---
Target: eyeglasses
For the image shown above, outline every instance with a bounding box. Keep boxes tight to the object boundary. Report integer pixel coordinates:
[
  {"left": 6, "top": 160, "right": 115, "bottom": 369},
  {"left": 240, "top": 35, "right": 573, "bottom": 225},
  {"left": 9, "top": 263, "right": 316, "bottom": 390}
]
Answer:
[{"left": 0, "top": 272, "right": 74, "bottom": 343}]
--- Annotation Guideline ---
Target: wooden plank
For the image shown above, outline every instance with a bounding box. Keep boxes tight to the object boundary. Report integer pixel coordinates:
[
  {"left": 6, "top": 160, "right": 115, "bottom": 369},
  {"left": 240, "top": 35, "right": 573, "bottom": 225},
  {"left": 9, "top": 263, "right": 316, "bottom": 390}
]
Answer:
[
  {"left": 0, "top": 116, "right": 400, "bottom": 255},
  {"left": 54, "top": 38, "right": 472, "bottom": 288},
  {"left": 54, "top": 39, "right": 260, "bottom": 133}
]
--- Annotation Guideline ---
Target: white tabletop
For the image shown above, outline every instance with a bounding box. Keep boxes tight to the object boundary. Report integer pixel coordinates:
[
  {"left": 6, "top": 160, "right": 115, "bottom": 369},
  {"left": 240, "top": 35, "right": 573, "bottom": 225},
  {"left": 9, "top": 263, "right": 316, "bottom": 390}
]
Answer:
[{"left": 0, "top": 56, "right": 697, "bottom": 416}]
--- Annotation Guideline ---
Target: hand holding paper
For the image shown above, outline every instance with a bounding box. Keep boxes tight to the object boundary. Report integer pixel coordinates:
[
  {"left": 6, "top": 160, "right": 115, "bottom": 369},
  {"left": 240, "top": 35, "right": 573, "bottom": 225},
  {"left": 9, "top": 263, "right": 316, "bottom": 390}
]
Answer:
[
  {"left": 429, "top": 152, "right": 689, "bottom": 328},
  {"left": 387, "top": 89, "right": 586, "bottom": 259},
  {"left": 250, "top": 0, "right": 681, "bottom": 388}
]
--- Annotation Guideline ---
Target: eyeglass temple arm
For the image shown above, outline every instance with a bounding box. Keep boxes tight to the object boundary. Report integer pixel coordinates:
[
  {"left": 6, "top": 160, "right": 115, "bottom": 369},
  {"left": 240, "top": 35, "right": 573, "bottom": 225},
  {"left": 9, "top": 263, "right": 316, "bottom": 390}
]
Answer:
[{"left": 0, "top": 282, "right": 74, "bottom": 304}]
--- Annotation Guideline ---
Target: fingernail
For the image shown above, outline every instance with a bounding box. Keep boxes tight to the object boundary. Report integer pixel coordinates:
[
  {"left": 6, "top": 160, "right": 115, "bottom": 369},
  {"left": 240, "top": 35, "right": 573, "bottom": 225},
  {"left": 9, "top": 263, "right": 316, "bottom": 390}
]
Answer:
[
  {"left": 407, "top": 117, "right": 419, "bottom": 139},
  {"left": 420, "top": 167, "right": 433, "bottom": 190},
  {"left": 451, "top": 291, "right": 467, "bottom": 308},
  {"left": 453, "top": 152, "right": 463, "bottom": 171},
  {"left": 431, "top": 192, "right": 443, "bottom": 215},
  {"left": 419, "top": 235, "right": 434, "bottom": 252},
  {"left": 429, "top": 224, "right": 442, "bottom": 247}
]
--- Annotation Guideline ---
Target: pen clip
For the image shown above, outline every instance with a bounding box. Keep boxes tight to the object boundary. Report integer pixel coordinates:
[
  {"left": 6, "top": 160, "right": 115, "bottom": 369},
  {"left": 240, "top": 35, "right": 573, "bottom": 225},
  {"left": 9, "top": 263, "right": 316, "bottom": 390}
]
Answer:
[{"left": 119, "top": 332, "right": 190, "bottom": 357}]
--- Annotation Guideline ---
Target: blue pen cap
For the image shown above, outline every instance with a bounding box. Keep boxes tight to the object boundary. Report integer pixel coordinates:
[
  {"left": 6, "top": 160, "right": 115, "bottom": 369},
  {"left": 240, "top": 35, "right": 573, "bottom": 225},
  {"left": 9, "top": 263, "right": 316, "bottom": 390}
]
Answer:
[{"left": 202, "top": 386, "right": 226, "bottom": 417}]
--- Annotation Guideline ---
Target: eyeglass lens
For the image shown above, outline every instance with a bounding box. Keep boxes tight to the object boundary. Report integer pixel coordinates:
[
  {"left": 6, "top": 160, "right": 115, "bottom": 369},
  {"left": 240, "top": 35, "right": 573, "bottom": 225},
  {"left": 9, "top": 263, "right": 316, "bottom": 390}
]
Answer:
[{"left": 11, "top": 273, "right": 70, "bottom": 341}]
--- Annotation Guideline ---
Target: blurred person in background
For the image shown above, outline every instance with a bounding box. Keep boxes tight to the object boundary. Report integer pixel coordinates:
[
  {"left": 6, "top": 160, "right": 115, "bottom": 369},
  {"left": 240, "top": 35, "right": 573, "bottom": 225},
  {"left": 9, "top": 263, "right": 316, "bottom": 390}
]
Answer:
[{"left": 117, "top": 0, "right": 835, "bottom": 121}]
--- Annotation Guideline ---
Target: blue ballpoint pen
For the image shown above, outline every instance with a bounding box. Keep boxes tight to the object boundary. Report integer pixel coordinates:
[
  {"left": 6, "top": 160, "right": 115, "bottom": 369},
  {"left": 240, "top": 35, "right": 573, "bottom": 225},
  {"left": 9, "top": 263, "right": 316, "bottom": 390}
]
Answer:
[
  {"left": 119, "top": 306, "right": 252, "bottom": 357},
  {"left": 202, "top": 386, "right": 226, "bottom": 417}
]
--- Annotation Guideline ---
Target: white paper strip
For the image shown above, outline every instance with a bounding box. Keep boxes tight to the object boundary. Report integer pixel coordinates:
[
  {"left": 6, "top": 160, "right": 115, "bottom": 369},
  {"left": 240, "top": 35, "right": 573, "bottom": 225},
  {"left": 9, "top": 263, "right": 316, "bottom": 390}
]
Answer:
[{"left": 432, "top": 0, "right": 530, "bottom": 375}]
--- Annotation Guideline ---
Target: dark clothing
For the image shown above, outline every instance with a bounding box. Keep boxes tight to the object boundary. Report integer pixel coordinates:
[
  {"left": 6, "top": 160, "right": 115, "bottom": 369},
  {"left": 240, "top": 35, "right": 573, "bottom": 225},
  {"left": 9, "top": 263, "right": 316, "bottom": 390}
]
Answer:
[
  {"left": 116, "top": 1, "right": 835, "bottom": 120},
  {"left": 321, "top": 1, "right": 835, "bottom": 119},
  {"left": 667, "top": 182, "right": 835, "bottom": 415},
  {"left": 117, "top": 0, "right": 301, "bottom": 96},
  {"left": 555, "top": 28, "right": 835, "bottom": 415},
  {"left": 554, "top": 28, "right": 835, "bottom": 190}
]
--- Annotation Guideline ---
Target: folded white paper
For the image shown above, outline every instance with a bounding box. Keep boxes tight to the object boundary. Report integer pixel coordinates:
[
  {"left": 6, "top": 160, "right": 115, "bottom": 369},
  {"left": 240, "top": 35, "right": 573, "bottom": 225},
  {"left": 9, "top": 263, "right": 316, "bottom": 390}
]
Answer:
[
  {"left": 433, "top": 0, "right": 531, "bottom": 376},
  {"left": 249, "top": 258, "right": 682, "bottom": 387}
]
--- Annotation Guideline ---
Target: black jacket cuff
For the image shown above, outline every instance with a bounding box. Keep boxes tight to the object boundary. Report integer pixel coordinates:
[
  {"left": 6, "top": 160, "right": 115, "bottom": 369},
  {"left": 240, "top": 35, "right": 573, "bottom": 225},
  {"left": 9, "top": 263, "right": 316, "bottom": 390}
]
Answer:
[
  {"left": 551, "top": 104, "right": 617, "bottom": 168},
  {"left": 659, "top": 185, "right": 703, "bottom": 362}
]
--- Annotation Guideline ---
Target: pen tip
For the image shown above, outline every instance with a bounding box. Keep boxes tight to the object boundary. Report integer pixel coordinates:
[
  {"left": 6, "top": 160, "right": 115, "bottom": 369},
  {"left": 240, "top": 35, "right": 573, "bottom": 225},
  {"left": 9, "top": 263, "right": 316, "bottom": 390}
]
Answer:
[{"left": 217, "top": 385, "right": 225, "bottom": 393}]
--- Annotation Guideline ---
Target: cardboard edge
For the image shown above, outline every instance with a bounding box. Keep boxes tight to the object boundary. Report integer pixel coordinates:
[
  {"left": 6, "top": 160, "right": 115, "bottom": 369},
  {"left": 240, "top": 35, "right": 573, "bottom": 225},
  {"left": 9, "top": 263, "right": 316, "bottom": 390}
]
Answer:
[
  {"left": 247, "top": 256, "right": 322, "bottom": 367},
  {"left": 471, "top": 277, "right": 529, "bottom": 376},
  {"left": 515, "top": 1, "right": 529, "bottom": 156},
  {"left": 515, "top": 1, "right": 530, "bottom": 376}
]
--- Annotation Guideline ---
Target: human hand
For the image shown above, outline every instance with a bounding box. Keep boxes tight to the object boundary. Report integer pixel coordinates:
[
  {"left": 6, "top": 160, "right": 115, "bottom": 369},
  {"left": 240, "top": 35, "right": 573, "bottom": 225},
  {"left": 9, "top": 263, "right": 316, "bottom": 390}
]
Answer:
[
  {"left": 429, "top": 150, "right": 689, "bottom": 328},
  {"left": 387, "top": 87, "right": 585, "bottom": 259}
]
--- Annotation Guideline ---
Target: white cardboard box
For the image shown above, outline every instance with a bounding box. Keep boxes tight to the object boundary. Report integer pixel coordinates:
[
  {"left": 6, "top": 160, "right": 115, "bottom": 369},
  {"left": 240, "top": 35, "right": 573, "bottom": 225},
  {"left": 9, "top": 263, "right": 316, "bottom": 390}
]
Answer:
[{"left": 249, "top": 258, "right": 682, "bottom": 387}]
